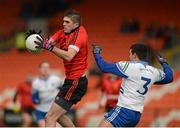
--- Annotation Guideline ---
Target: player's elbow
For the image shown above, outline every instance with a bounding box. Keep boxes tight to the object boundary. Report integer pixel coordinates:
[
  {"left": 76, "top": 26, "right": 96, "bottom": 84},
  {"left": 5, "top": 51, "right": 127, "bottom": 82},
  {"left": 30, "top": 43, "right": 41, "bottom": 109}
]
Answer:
[
  {"left": 163, "top": 75, "right": 173, "bottom": 84},
  {"left": 64, "top": 53, "right": 75, "bottom": 62},
  {"left": 99, "top": 66, "right": 108, "bottom": 73},
  {"left": 165, "top": 70, "right": 174, "bottom": 83},
  {"left": 99, "top": 68, "right": 105, "bottom": 72},
  {"left": 167, "top": 75, "right": 173, "bottom": 83},
  {"left": 97, "top": 62, "right": 109, "bottom": 73}
]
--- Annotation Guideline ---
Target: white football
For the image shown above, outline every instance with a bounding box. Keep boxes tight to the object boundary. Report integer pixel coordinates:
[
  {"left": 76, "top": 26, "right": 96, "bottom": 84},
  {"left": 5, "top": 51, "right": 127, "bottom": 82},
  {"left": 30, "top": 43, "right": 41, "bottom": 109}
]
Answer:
[{"left": 25, "top": 34, "right": 43, "bottom": 53}]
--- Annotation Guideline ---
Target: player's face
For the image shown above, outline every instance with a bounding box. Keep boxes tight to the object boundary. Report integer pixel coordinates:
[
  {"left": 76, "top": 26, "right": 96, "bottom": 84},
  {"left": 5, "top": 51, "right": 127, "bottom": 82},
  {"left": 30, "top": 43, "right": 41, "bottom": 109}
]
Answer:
[
  {"left": 63, "top": 16, "right": 79, "bottom": 34},
  {"left": 40, "top": 63, "right": 50, "bottom": 77}
]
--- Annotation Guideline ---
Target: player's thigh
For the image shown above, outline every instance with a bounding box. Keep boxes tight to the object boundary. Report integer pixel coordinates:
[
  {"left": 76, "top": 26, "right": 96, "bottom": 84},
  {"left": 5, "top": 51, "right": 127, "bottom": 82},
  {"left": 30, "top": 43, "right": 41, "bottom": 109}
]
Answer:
[
  {"left": 99, "top": 117, "right": 113, "bottom": 127},
  {"left": 46, "top": 102, "right": 67, "bottom": 120}
]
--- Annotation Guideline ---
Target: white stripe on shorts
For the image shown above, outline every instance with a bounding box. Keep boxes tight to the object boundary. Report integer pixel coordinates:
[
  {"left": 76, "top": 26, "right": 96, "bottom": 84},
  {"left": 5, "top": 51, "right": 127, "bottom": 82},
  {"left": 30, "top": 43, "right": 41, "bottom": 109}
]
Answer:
[{"left": 107, "top": 106, "right": 121, "bottom": 122}]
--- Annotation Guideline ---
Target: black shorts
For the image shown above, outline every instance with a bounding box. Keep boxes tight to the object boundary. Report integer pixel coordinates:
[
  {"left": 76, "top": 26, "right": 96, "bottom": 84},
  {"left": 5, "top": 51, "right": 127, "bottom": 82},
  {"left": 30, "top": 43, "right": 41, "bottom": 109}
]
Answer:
[
  {"left": 22, "top": 107, "right": 34, "bottom": 115},
  {"left": 55, "top": 76, "right": 88, "bottom": 111}
]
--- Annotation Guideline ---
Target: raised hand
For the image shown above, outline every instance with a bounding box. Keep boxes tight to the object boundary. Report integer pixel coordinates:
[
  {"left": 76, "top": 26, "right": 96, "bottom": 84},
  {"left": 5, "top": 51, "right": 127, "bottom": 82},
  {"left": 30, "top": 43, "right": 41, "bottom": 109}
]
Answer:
[
  {"left": 92, "top": 43, "right": 102, "bottom": 54},
  {"left": 157, "top": 53, "right": 168, "bottom": 65}
]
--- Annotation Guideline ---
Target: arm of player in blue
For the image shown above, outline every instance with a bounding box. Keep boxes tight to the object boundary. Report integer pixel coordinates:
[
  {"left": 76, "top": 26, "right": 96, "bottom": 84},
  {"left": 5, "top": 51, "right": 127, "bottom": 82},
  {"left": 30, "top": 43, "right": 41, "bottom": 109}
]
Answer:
[
  {"left": 155, "top": 63, "right": 173, "bottom": 84},
  {"left": 93, "top": 53, "right": 128, "bottom": 78},
  {"left": 32, "top": 90, "right": 40, "bottom": 104}
]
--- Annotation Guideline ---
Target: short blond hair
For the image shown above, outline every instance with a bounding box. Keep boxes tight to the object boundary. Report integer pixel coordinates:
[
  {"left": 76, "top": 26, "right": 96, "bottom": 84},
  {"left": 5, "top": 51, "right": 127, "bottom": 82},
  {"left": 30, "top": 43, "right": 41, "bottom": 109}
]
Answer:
[{"left": 64, "top": 10, "right": 82, "bottom": 24}]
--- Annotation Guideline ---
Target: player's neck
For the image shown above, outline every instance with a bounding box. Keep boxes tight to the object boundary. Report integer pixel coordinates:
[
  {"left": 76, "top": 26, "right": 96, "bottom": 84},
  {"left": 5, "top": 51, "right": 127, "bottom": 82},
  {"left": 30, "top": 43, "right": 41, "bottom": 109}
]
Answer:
[
  {"left": 40, "top": 75, "right": 49, "bottom": 80},
  {"left": 132, "top": 58, "right": 139, "bottom": 61}
]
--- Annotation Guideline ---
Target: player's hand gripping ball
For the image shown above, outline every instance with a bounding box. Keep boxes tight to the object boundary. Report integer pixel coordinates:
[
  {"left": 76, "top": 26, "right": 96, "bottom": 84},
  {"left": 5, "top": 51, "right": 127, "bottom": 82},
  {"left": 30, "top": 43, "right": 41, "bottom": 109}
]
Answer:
[{"left": 25, "top": 30, "right": 43, "bottom": 53}]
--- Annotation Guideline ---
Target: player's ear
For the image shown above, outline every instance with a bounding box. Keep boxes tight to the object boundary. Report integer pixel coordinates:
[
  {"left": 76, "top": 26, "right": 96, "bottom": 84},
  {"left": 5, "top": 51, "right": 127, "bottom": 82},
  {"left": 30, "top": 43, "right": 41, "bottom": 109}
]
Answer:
[
  {"left": 74, "top": 22, "right": 79, "bottom": 29},
  {"left": 134, "top": 53, "right": 140, "bottom": 60}
]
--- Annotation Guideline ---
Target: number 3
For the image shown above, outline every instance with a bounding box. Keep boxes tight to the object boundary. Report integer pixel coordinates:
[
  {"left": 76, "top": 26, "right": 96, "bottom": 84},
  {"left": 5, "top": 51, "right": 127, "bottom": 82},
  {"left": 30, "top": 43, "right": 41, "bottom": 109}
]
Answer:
[{"left": 137, "top": 77, "right": 151, "bottom": 95}]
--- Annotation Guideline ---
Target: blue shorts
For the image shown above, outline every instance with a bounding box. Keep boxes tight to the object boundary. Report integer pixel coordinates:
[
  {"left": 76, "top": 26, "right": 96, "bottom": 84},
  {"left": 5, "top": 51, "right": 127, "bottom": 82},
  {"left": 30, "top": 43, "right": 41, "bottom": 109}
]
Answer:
[
  {"left": 104, "top": 106, "right": 141, "bottom": 127},
  {"left": 34, "top": 110, "right": 47, "bottom": 121}
]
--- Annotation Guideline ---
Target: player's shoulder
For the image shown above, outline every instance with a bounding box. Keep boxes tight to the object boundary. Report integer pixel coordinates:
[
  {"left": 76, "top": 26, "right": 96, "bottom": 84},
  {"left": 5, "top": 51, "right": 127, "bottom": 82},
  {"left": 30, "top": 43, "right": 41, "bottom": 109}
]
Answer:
[
  {"left": 32, "top": 77, "right": 41, "bottom": 88},
  {"left": 17, "top": 82, "right": 26, "bottom": 90},
  {"left": 116, "top": 60, "right": 134, "bottom": 68},
  {"left": 49, "top": 74, "right": 60, "bottom": 79},
  {"left": 79, "top": 25, "right": 86, "bottom": 31},
  {"left": 57, "top": 28, "right": 64, "bottom": 33},
  {"left": 128, "top": 61, "right": 150, "bottom": 68},
  {"left": 32, "top": 77, "right": 39, "bottom": 83},
  {"left": 49, "top": 74, "right": 62, "bottom": 82},
  {"left": 79, "top": 26, "right": 88, "bottom": 35},
  {"left": 147, "top": 65, "right": 162, "bottom": 75},
  {"left": 130, "top": 61, "right": 162, "bottom": 75},
  {"left": 54, "top": 29, "right": 64, "bottom": 36},
  {"left": 116, "top": 60, "right": 148, "bottom": 71},
  {"left": 116, "top": 61, "right": 133, "bottom": 74},
  {"left": 116, "top": 61, "right": 129, "bottom": 66}
]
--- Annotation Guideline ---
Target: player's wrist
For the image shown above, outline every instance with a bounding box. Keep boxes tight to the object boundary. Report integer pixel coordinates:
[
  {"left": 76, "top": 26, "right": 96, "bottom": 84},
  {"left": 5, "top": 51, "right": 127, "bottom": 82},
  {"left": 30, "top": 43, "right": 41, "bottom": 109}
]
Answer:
[
  {"left": 43, "top": 39, "right": 54, "bottom": 51},
  {"left": 48, "top": 45, "right": 54, "bottom": 51},
  {"left": 159, "top": 59, "right": 168, "bottom": 65},
  {"left": 160, "top": 61, "right": 168, "bottom": 65},
  {"left": 157, "top": 54, "right": 168, "bottom": 65},
  {"left": 92, "top": 44, "right": 102, "bottom": 54},
  {"left": 93, "top": 49, "right": 101, "bottom": 54}
]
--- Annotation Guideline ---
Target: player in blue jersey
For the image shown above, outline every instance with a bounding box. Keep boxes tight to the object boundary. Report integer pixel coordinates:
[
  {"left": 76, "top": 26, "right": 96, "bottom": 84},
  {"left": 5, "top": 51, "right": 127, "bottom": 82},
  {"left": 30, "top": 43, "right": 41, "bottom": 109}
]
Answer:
[
  {"left": 32, "top": 61, "right": 63, "bottom": 127},
  {"left": 92, "top": 43, "right": 173, "bottom": 127}
]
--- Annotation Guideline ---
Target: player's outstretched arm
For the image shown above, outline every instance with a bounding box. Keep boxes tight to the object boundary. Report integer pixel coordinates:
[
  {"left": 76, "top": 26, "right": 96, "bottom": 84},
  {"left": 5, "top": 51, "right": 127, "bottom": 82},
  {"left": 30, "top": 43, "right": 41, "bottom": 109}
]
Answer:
[
  {"left": 155, "top": 54, "right": 173, "bottom": 84},
  {"left": 92, "top": 44, "right": 128, "bottom": 78}
]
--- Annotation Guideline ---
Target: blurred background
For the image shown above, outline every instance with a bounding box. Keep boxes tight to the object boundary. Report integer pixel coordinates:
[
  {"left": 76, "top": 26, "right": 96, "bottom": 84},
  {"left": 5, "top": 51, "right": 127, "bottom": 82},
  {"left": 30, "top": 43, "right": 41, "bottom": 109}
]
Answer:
[{"left": 0, "top": 0, "right": 180, "bottom": 127}]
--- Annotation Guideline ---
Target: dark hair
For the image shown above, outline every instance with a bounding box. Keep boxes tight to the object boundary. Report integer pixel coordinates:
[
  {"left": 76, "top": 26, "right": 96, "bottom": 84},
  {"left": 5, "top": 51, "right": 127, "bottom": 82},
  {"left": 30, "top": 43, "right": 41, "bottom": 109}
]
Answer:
[
  {"left": 39, "top": 61, "right": 51, "bottom": 68},
  {"left": 130, "top": 43, "right": 153, "bottom": 63},
  {"left": 64, "top": 10, "right": 82, "bottom": 24}
]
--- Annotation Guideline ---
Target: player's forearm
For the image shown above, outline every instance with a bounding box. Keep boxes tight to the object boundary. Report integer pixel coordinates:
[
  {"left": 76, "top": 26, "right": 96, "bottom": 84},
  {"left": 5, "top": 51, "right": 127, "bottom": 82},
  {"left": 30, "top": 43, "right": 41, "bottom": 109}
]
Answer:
[
  {"left": 94, "top": 53, "right": 113, "bottom": 72},
  {"left": 52, "top": 46, "right": 73, "bottom": 61},
  {"left": 93, "top": 53, "right": 128, "bottom": 78}
]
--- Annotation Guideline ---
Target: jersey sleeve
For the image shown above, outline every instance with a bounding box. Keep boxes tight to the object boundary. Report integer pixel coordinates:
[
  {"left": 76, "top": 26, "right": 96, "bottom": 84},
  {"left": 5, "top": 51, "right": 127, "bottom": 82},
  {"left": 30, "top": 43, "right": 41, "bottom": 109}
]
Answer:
[
  {"left": 69, "top": 27, "right": 87, "bottom": 52},
  {"left": 116, "top": 61, "right": 130, "bottom": 76},
  {"left": 93, "top": 53, "right": 128, "bottom": 78},
  {"left": 154, "top": 63, "right": 173, "bottom": 84}
]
